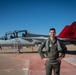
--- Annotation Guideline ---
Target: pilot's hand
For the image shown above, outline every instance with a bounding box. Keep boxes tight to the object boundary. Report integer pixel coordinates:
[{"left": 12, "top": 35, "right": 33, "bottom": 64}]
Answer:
[
  {"left": 43, "top": 58, "right": 49, "bottom": 62},
  {"left": 57, "top": 58, "right": 62, "bottom": 63}
]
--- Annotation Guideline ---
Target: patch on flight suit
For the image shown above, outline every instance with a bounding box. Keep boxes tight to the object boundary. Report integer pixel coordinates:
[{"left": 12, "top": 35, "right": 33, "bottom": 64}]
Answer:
[
  {"left": 54, "top": 43, "right": 57, "bottom": 46},
  {"left": 49, "top": 44, "right": 52, "bottom": 47}
]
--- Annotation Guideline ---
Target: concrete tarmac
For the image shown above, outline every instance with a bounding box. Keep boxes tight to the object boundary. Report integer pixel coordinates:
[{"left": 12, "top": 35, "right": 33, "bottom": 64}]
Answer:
[{"left": 0, "top": 45, "right": 76, "bottom": 75}]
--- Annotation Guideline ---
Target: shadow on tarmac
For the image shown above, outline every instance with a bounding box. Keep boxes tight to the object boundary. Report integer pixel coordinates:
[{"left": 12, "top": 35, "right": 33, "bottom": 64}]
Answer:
[
  {"left": 0, "top": 50, "right": 76, "bottom": 55},
  {"left": 0, "top": 51, "right": 38, "bottom": 54},
  {"left": 66, "top": 50, "right": 76, "bottom": 55}
]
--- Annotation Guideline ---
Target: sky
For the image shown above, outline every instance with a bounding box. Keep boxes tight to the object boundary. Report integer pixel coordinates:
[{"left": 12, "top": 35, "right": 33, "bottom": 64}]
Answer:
[{"left": 0, "top": 0, "right": 76, "bottom": 37}]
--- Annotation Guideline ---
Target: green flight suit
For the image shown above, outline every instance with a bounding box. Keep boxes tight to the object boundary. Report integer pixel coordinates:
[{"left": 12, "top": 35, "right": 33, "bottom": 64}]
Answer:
[{"left": 38, "top": 38, "right": 66, "bottom": 75}]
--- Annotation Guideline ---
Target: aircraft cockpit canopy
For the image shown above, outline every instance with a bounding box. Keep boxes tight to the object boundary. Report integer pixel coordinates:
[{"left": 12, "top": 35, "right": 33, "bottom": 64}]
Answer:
[
  {"left": 5, "top": 31, "right": 15, "bottom": 40},
  {"left": 14, "top": 30, "right": 28, "bottom": 37},
  {"left": 4, "top": 30, "right": 28, "bottom": 40}
]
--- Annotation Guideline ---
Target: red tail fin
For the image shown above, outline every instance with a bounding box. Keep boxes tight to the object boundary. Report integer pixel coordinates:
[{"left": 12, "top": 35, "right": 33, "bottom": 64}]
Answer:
[{"left": 58, "top": 22, "right": 76, "bottom": 39}]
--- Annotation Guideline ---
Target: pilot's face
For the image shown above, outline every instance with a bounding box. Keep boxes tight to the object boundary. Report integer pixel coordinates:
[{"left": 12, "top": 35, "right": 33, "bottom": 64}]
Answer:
[{"left": 49, "top": 30, "right": 56, "bottom": 38}]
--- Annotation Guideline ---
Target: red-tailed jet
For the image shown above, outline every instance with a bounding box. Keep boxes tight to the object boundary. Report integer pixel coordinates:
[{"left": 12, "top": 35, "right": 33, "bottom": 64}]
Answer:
[{"left": 0, "top": 22, "right": 76, "bottom": 53}]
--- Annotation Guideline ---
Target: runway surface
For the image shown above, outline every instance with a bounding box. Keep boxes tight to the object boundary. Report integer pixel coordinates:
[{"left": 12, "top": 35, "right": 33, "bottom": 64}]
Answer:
[{"left": 0, "top": 45, "right": 76, "bottom": 75}]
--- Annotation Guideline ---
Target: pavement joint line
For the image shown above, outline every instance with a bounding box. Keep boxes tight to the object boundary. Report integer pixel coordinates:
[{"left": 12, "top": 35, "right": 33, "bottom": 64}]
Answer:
[
  {"left": 27, "top": 60, "right": 30, "bottom": 75},
  {"left": 63, "top": 56, "right": 76, "bottom": 67}
]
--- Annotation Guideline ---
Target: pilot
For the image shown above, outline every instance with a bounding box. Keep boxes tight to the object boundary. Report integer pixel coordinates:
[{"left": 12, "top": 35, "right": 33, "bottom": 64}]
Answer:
[
  {"left": 10, "top": 35, "right": 13, "bottom": 39},
  {"left": 4, "top": 36, "right": 8, "bottom": 40},
  {"left": 38, "top": 28, "right": 66, "bottom": 75},
  {"left": 22, "top": 33, "right": 25, "bottom": 37}
]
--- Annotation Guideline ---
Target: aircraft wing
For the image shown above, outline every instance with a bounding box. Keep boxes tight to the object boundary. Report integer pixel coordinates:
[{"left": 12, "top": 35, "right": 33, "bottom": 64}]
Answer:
[
  {"left": 21, "top": 37, "right": 47, "bottom": 44},
  {"left": 59, "top": 38, "right": 76, "bottom": 45}
]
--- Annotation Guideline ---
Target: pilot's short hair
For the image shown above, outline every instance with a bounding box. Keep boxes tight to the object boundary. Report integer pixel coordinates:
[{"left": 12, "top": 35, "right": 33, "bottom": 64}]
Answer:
[{"left": 49, "top": 28, "right": 56, "bottom": 32}]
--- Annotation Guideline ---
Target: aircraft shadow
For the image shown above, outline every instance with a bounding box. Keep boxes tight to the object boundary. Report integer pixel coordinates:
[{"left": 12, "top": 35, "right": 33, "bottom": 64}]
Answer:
[
  {"left": 42, "top": 50, "right": 76, "bottom": 55},
  {"left": 0, "top": 51, "right": 38, "bottom": 54},
  {"left": 0, "top": 50, "right": 76, "bottom": 55},
  {"left": 65, "top": 50, "right": 76, "bottom": 55},
  {"left": 0, "top": 52, "right": 17, "bottom": 54},
  {"left": 20, "top": 51, "right": 38, "bottom": 54}
]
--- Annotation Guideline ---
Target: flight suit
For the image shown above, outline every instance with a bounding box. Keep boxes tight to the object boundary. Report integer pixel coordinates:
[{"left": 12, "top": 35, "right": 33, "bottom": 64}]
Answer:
[{"left": 38, "top": 38, "right": 66, "bottom": 75}]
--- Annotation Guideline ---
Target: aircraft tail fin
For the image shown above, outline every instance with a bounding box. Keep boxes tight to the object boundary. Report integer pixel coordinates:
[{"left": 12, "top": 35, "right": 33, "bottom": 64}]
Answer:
[{"left": 58, "top": 22, "right": 76, "bottom": 39}]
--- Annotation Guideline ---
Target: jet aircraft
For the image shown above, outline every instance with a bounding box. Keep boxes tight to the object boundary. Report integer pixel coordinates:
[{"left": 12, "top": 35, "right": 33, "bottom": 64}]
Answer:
[
  {"left": 0, "top": 30, "right": 48, "bottom": 53},
  {"left": 0, "top": 22, "right": 76, "bottom": 53}
]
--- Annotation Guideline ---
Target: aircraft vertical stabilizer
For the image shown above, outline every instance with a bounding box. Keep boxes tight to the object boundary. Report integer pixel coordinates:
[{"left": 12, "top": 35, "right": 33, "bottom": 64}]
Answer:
[{"left": 58, "top": 22, "right": 76, "bottom": 39}]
